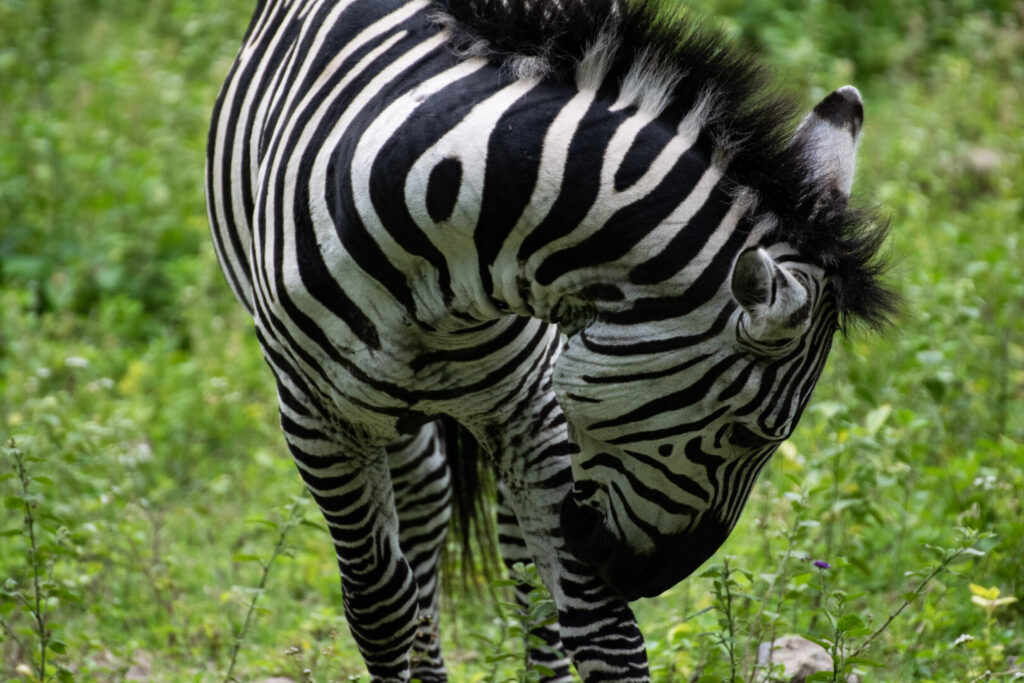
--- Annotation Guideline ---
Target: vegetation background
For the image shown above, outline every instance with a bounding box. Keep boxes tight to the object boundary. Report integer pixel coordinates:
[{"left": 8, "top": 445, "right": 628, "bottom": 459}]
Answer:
[{"left": 1, "top": 0, "right": 1022, "bottom": 680}]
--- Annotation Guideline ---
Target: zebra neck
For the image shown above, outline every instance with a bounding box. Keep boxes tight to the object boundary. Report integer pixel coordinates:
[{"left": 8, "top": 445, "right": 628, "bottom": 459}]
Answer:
[
  {"left": 473, "top": 85, "right": 749, "bottom": 329},
  {"left": 346, "top": 48, "right": 752, "bottom": 332}
]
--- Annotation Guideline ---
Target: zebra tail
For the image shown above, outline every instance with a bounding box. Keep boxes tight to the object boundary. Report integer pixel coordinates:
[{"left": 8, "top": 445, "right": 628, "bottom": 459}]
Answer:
[{"left": 437, "top": 416, "right": 500, "bottom": 593}]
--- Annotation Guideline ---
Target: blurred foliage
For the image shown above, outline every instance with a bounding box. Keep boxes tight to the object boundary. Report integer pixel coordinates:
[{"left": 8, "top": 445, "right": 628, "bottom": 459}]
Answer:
[
  {"left": 708, "top": 0, "right": 1023, "bottom": 80},
  {"left": 1, "top": 0, "right": 1022, "bottom": 680},
  {"left": 0, "top": 0, "right": 253, "bottom": 343}
]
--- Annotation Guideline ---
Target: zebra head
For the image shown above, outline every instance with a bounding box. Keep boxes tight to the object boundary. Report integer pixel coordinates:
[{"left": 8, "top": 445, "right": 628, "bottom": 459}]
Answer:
[{"left": 555, "top": 87, "right": 875, "bottom": 601}]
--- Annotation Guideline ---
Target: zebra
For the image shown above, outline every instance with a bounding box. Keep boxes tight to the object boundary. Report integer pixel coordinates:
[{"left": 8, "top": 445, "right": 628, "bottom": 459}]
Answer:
[{"left": 205, "top": 0, "right": 897, "bottom": 680}]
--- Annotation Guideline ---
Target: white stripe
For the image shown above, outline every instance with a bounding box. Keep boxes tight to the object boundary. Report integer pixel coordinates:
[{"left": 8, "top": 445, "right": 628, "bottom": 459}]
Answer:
[
  {"left": 210, "top": 0, "right": 308, "bottom": 308},
  {"left": 496, "top": 89, "right": 596, "bottom": 309}
]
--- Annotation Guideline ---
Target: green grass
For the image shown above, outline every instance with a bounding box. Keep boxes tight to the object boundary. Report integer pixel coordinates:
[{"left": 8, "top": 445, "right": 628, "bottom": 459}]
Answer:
[{"left": 1, "top": 1, "right": 1022, "bottom": 681}]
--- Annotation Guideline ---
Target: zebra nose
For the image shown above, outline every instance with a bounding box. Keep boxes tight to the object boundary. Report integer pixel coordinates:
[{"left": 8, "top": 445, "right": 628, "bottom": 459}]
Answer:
[
  {"left": 559, "top": 492, "right": 614, "bottom": 566},
  {"left": 560, "top": 492, "right": 728, "bottom": 600},
  {"left": 559, "top": 493, "right": 670, "bottom": 600},
  {"left": 597, "top": 554, "right": 683, "bottom": 601},
  {"left": 601, "top": 514, "right": 735, "bottom": 600}
]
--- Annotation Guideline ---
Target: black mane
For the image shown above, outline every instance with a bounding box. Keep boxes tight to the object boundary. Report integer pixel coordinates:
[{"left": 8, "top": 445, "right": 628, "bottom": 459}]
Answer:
[{"left": 432, "top": 0, "right": 899, "bottom": 330}]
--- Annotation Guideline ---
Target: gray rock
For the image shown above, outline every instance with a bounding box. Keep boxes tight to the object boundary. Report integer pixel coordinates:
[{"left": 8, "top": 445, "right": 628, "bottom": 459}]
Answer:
[{"left": 757, "top": 635, "right": 861, "bottom": 683}]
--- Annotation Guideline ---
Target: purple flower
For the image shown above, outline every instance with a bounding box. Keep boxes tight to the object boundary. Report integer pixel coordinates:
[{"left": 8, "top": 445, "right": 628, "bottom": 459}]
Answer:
[{"left": 813, "top": 560, "right": 831, "bottom": 570}]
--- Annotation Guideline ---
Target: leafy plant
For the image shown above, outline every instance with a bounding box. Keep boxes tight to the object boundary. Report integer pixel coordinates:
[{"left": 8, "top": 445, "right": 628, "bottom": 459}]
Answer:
[
  {"left": 223, "top": 494, "right": 313, "bottom": 682},
  {"left": 1, "top": 440, "right": 79, "bottom": 683},
  {"left": 961, "top": 583, "right": 1019, "bottom": 679},
  {"left": 472, "top": 562, "right": 561, "bottom": 683}
]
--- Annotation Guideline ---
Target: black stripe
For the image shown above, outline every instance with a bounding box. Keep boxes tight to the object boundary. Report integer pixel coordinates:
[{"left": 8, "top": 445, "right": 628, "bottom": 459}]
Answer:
[
  {"left": 476, "top": 81, "right": 573, "bottom": 300},
  {"left": 517, "top": 97, "right": 625, "bottom": 263},
  {"left": 535, "top": 130, "right": 714, "bottom": 286},
  {"left": 629, "top": 172, "right": 735, "bottom": 285},
  {"left": 367, "top": 61, "right": 501, "bottom": 308},
  {"left": 580, "top": 303, "right": 735, "bottom": 356},
  {"left": 588, "top": 354, "right": 740, "bottom": 431},
  {"left": 410, "top": 316, "right": 530, "bottom": 371}
]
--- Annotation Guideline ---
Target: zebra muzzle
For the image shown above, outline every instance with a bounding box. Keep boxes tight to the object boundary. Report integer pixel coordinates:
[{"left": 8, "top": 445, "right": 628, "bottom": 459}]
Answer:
[
  {"left": 560, "top": 493, "right": 662, "bottom": 600},
  {"left": 560, "top": 490, "right": 734, "bottom": 600},
  {"left": 559, "top": 491, "right": 615, "bottom": 566}
]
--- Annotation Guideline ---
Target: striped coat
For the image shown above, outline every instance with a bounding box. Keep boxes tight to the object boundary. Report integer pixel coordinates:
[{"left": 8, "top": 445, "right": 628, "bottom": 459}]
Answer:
[{"left": 207, "top": 0, "right": 895, "bottom": 680}]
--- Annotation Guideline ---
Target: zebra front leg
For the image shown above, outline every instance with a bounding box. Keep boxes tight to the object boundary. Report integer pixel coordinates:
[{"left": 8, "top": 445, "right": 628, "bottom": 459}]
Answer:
[
  {"left": 387, "top": 424, "right": 452, "bottom": 681},
  {"left": 496, "top": 481, "right": 573, "bottom": 683},
  {"left": 486, "top": 423, "right": 648, "bottom": 681},
  {"left": 280, "top": 404, "right": 420, "bottom": 682},
  {"left": 500, "top": 479, "right": 649, "bottom": 681}
]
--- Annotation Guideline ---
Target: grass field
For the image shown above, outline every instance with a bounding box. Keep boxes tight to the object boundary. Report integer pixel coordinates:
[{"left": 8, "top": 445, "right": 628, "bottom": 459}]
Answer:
[{"left": 1, "top": 1, "right": 1022, "bottom": 681}]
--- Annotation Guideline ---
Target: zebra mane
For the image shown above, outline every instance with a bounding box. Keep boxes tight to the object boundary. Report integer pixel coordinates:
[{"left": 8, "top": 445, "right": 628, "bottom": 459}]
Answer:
[{"left": 431, "top": 0, "right": 899, "bottom": 330}]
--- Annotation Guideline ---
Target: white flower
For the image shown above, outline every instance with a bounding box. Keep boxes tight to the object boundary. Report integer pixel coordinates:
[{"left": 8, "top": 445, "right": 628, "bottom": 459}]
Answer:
[
  {"left": 65, "top": 356, "right": 90, "bottom": 368},
  {"left": 952, "top": 633, "right": 974, "bottom": 646}
]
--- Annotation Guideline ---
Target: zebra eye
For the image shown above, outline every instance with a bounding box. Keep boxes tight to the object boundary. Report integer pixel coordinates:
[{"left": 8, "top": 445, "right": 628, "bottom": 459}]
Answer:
[{"left": 729, "top": 423, "right": 765, "bottom": 449}]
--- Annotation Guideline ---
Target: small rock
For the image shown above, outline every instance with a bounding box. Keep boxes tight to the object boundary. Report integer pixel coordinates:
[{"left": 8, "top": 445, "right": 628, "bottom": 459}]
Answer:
[
  {"left": 961, "top": 147, "right": 1003, "bottom": 176},
  {"left": 757, "top": 635, "right": 861, "bottom": 683},
  {"left": 124, "top": 651, "right": 154, "bottom": 682}
]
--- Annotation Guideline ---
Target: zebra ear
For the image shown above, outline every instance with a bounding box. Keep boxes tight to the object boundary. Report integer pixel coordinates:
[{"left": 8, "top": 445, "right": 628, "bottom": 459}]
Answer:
[
  {"left": 790, "top": 86, "right": 863, "bottom": 210},
  {"left": 731, "top": 248, "right": 810, "bottom": 342}
]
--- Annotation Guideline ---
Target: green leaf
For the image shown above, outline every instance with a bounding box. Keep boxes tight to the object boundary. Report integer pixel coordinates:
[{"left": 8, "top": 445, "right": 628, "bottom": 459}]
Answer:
[
  {"left": 806, "top": 672, "right": 835, "bottom": 683},
  {"left": 804, "top": 634, "right": 834, "bottom": 651},
  {"left": 231, "top": 553, "right": 263, "bottom": 563},
  {"left": 969, "top": 583, "right": 999, "bottom": 599},
  {"left": 923, "top": 377, "right": 947, "bottom": 402},
  {"left": 792, "top": 572, "right": 814, "bottom": 586},
  {"left": 49, "top": 639, "right": 67, "bottom": 654},
  {"left": 526, "top": 635, "right": 548, "bottom": 649},
  {"left": 50, "top": 587, "right": 83, "bottom": 603},
  {"left": 864, "top": 404, "right": 891, "bottom": 435},
  {"left": 244, "top": 518, "right": 278, "bottom": 529},
  {"left": 836, "top": 613, "right": 865, "bottom": 632},
  {"left": 484, "top": 652, "right": 517, "bottom": 664}
]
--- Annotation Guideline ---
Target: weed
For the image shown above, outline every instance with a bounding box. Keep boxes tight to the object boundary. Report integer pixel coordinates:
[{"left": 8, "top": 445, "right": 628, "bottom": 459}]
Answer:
[
  {"left": 963, "top": 583, "right": 1019, "bottom": 679},
  {"left": 472, "top": 563, "right": 561, "bottom": 682},
  {"left": 223, "top": 494, "right": 311, "bottom": 682},
  {"left": 1, "top": 440, "right": 79, "bottom": 682}
]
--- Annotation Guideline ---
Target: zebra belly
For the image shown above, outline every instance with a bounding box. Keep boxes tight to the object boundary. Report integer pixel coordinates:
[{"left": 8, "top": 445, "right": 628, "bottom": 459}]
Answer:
[{"left": 253, "top": 268, "right": 562, "bottom": 439}]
